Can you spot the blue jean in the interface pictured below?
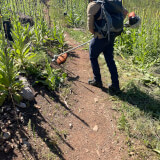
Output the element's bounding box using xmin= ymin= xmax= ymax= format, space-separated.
xmin=89 ymin=35 xmax=119 ymax=87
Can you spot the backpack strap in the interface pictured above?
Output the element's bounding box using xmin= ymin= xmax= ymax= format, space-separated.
xmin=94 ymin=0 xmax=103 ymax=31
xmin=101 ymin=3 xmax=113 ymax=41
xmin=94 ymin=7 xmax=101 ymax=20
xmin=94 ymin=0 xmax=102 ymax=33
xmin=94 ymin=1 xmax=112 ymax=40
xmin=94 ymin=0 xmax=103 ymax=19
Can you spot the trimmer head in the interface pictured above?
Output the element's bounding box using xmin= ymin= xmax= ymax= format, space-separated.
xmin=52 ymin=53 xmax=68 ymax=65
xmin=56 ymin=53 xmax=68 ymax=65
xmin=52 ymin=55 xmax=58 ymax=62
xmin=125 ymin=12 xmax=141 ymax=28
xmin=51 ymin=39 xmax=91 ymax=65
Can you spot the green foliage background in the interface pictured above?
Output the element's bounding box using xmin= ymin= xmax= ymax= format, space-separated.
xmin=0 ymin=0 xmax=160 ymax=159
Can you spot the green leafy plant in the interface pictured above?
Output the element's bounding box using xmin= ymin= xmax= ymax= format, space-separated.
xmin=36 ymin=58 xmax=67 ymax=90
xmin=0 ymin=22 xmax=22 ymax=106
xmin=48 ymin=21 xmax=65 ymax=49
xmin=63 ymin=0 xmax=84 ymax=28
xmin=65 ymin=6 xmax=82 ymax=28
xmin=32 ymin=16 xmax=44 ymax=50
xmin=11 ymin=16 xmax=36 ymax=68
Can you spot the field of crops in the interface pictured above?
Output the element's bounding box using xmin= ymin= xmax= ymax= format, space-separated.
xmin=0 ymin=0 xmax=160 ymax=159
xmin=0 ymin=0 xmax=68 ymax=107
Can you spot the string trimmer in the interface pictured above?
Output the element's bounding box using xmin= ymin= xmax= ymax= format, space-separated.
xmin=52 ymin=39 xmax=91 ymax=64
xmin=52 ymin=12 xmax=141 ymax=65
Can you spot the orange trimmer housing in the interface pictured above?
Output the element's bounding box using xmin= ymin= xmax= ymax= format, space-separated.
xmin=56 ymin=53 xmax=68 ymax=65
xmin=128 ymin=11 xmax=136 ymax=18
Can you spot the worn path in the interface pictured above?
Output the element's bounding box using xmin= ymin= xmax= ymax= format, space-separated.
xmin=57 ymin=33 xmax=129 ymax=160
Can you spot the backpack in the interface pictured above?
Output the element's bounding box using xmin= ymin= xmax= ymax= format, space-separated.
xmin=94 ymin=0 xmax=124 ymax=40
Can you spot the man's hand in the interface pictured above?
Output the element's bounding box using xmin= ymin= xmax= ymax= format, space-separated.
xmin=90 ymin=30 xmax=95 ymax=34
xmin=123 ymin=8 xmax=128 ymax=19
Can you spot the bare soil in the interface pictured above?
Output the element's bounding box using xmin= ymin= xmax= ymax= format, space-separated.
xmin=55 ymin=33 xmax=129 ymax=160
xmin=0 ymin=33 xmax=131 ymax=160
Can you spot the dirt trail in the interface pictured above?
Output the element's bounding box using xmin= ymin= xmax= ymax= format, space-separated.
xmin=57 ymin=33 xmax=129 ymax=160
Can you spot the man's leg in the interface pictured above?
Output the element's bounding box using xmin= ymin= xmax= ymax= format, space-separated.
xmin=103 ymin=37 xmax=120 ymax=90
xmin=89 ymin=37 xmax=106 ymax=84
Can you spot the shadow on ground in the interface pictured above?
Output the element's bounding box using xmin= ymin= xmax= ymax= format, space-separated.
xmin=22 ymin=84 xmax=89 ymax=160
xmin=22 ymin=84 xmax=90 ymax=160
xmin=0 ymin=81 xmax=90 ymax=160
xmin=102 ymin=83 xmax=160 ymax=119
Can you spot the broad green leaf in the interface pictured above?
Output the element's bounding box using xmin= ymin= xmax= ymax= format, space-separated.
xmin=22 ymin=42 xmax=31 ymax=55
xmin=16 ymin=49 xmax=21 ymax=55
xmin=0 ymin=84 xmax=6 ymax=90
xmin=62 ymin=73 xmax=67 ymax=79
xmin=11 ymin=30 xmax=19 ymax=39
xmin=153 ymin=149 xmax=160 ymax=155
xmin=23 ymin=47 xmax=30 ymax=56
xmin=26 ymin=53 xmax=37 ymax=60
xmin=22 ymin=35 xmax=27 ymax=43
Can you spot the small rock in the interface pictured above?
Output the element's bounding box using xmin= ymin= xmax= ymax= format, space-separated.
xmin=16 ymin=107 xmax=20 ymax=112
xmin=93 ymin=125 xmax=99 ymax=132
xmin=96 ymin=150 xmax=100 ymax=157
xmin=4 ymin=120 xmax=11 ymax=128
xmin=4 ymin=144 xmax=12 ymax=153
xmin=3 ymin=132 xmax=11 ymax=140
xmin=129 ymin=152 xmax=135 ymax=156
xmin=69 ymin=123 xmax=73 ymax=129
xmin=3 ymin=113 xmax=7 ymax=117
xmin=20 ymin=117 xmax=24 ymax=123
xmin=19 ymin=76 xmax=34 ymax=101
xmin=13 ymin=143 xmax=18 ymax=148
xmin=35 ymin=105 xmax=41 ymax=109
xmin=18 ymin=102 xmax=27 ymax=108
xmin=21 ymin=87 xmax=34 ymax=101
xmin=94 ymin=98 xmax=98 ymax=103
xmin=20 ymin=138 xmax=23 ymax=144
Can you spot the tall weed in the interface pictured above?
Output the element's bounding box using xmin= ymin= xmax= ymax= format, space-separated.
xmin=36 ymin=58 xmax=67 ymax=90
xmin=0 ymin=21 xmax=22 ymax=106
xmin=11 ymin=15 xmax=36 ymax=68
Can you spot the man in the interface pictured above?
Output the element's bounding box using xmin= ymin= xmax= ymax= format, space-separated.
xmin=87 ymin=0 xmax=128 ymax=93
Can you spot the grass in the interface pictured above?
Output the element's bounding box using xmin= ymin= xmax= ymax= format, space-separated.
xmin=108 ymin=61 xmax=160 ymax=159
xmin=117 ymin=99 xmax=160 ymax=159
xmin=99 ymin=49 xmax=160 ymax=159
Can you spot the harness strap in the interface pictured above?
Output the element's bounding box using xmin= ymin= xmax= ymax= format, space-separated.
xmin=94 ymin=1 xmax=111 ymax=40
